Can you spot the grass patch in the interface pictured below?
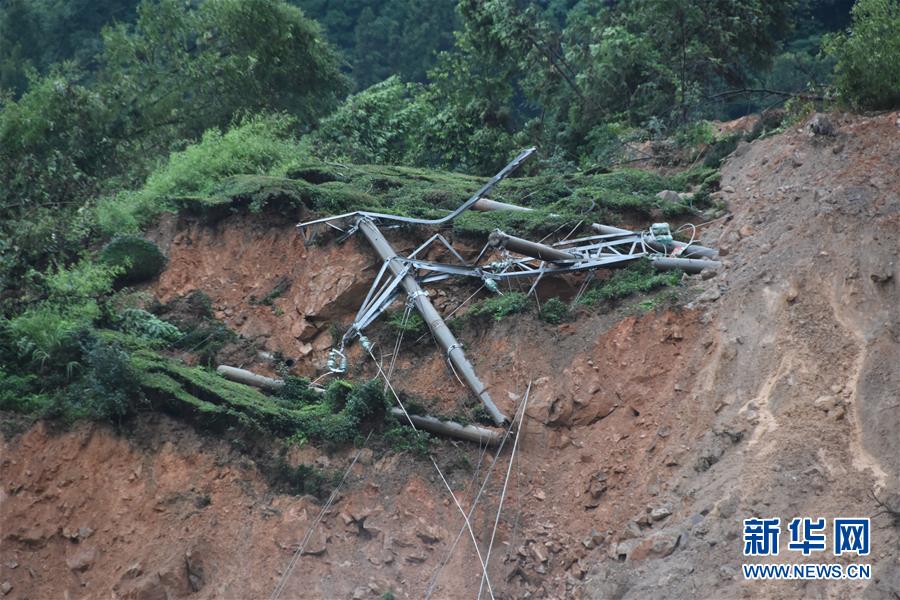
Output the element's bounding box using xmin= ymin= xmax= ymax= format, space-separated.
xmin=133 ymin=351 xmax=387 ymax=445
xmin=578 ymin=261 xmax=682 ymax=306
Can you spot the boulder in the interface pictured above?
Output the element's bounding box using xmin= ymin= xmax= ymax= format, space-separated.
xmin=808 ymin=113 xmax=836 ymax=137
xmin=656 ymin=190 xmax=681 ymax=203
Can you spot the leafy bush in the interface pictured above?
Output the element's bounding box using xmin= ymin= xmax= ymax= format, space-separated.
xmin=824 ymin=0 xmax=900 ymax=110
xmin=310 ymin=76 xmax=426 ymax=165
xmin=674 ymin=121 xmax=716 ymax=147
xmin=100 ymin=236 xmax=166 ymax=285
xmin=539 ymin=298 xmax=572 ymax=324
xmin=468 ymin=292 xmax=528 ymax=321
xmin=0 ymin=369 xmax=50 ymax=414
xmin=78 ymin=337 xmax=143 ymax=423
xmin=383 ymin=424 xmax=433 ymax=456
xmin=115 ymin=308 xmax=181 ymax=343
xmin=5 ymin=303 xmax=96 ymax=373
xmin=95 ymin=115 xmax=303 ymax=233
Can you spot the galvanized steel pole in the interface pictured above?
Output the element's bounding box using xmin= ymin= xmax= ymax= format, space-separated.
xmin=488 ymin=229 xmax=577 ymax=263
xmin=357 ymin=217 xmax=508 ymax=426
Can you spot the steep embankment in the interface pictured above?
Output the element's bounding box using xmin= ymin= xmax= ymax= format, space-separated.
xmin=2 ymin=112 xmax=898 ymax=599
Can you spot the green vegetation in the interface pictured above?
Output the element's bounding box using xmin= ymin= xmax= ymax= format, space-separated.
xmin=100 ymin=236 xmax=166 ymax=285
xmin=539 ymin=298 xmax=573 ymax=325
xmin=383 ymin=422 xmax=433 ymax=456
xmin=388 ymin=310 xmax=425 ymax=335
xmin=135 ymin=355 xmax=385 ymax=442
xmin=468 ymin=292 xmax=528 ymax=322
xmin=825 ymin=0 xmax=900 ymax=109
xmin=578 ymin=261 xmax=682 ymax=307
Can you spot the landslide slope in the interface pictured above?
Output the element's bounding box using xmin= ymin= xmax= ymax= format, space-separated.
xmin=1 ymin=112 xmax=898 ymax=600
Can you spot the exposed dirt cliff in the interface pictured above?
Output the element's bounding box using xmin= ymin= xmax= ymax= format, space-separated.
xmin=2 ymin=112 xmax=898 ymax=599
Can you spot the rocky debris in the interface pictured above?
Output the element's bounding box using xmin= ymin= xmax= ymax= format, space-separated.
xmin=610 ymin=538 xmax=642 ymax=561
xmin=0 ymin=582 xmax=11 ymax=596
xmin=656 ymin=190 xmax=681 ymax=203
xmin=3 ymin=562 xmax=16 ymax=570
xmin=581 ymin=529 xmax=605 ymax=549
xmin=650 ymin=505 xmax=672 ymax=521
xmin=697 ymin=287 xmax=721 ymax=303
xmin=66 ymin=545 xmax=97 ymax=572
xmin=185 ymin=549 xmax=205 ymax=593
xmin=583 ymin=471 xmax=608 ymax=509
xmin=628 ymin=531 xmax=682 ymax=562
xmin=123 ymin=573 xmax=168 ymax=600
xmin=733 ymin=140 xmax=752 ymax=157
xmin=813 ymin=395 xmax=837 ymax=411
xmin=352 ymin=586 xmax=368 ymax=599
xmin=694 ymin=423 xmax=744 ymax=472
xmin=123 ymin=563 xmax=143 ymax=579
xmin=415 ymin=523 xmax=443 ymax=545
xmin=301 ymin=530 xmax=329 ymax=556
xmin=813 ymin=394 xmax=846 ymax=420
xmin=808 ymin=113 xmax=836 ymax=137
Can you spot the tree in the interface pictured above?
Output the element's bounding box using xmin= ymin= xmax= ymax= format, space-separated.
xmin=824 ymin=0 xmax=900 ymax=110
xmin=0 ymin=0 xmax=347 ymax=284
xmin=98 ymin=0 xmax=347 ymax=145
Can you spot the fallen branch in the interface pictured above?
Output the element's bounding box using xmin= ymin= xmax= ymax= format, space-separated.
xmin=706 ymin=88 xmax=824 ymax=102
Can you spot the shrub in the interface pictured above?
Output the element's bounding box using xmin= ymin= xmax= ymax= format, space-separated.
xmin=0 ymin=369 xmax=50 ymax=414
xmin=388 ymin=310 xmax=425 ymax=334
xmin=115 ymin=308 xmax=182 ymax=343
xmin=42 ymin=260 xmax=121 ymax=303
xmin=5 ymin=303 xmax=96 ymax=372
xmin=383 ymin=424 xmax=433 ymax=456
xmin=100 ymin=236 xmax=166 ymax=285
xmin=468 ymin=292 xmax=528 ymax=321
xmin=310 ymin=76 xmax=426 ymax=165
xmin=539 ymin=298 xmax=572 ymax=325
xmin=79 ymin=337 xmax=143 ymax=423
xmin=824 ymin=0 xmax=900 ymax=110
xmin=94 ymin=114 xmax=304 ymax=234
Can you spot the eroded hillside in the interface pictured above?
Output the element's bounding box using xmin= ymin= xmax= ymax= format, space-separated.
xmin=2 ymin=112 xmax=899 ymax=599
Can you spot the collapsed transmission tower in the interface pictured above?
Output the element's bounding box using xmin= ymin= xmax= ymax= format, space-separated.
xmin=297 ymin=148 xmax=720 ymax=427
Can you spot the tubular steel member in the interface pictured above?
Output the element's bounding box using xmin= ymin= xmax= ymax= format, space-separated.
xmin=650 ymin=256 xmax=722 ymax=274
xmin=488 ymin=229 xmax=577 ymax=263
xmin=217 ymin=365 xmax=285 ymax=392
xmin=356 ymin=217 xmax=509 ymax=426
xmin=472 ymin=198 xmax=534 ymax=213
xmin=389 ymin=408 xmax=502 ymax=445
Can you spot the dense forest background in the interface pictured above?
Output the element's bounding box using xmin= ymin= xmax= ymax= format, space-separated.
xmin=1 ymin=0 xmax=898 ymax=422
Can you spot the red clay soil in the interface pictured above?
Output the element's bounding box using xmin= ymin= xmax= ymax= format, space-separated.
xmin=2 ymin=111 xmax=899 ymax=599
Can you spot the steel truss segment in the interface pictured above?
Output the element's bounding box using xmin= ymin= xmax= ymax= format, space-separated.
xmin=408 ymin=233 xmax=470 ymax=266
